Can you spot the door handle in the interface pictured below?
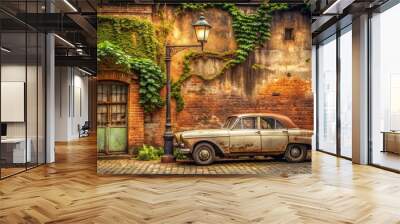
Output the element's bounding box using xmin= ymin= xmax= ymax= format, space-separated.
xmin=256 ymin=131 xmax=261 ymax=134
xmin=282 ymin=130 xmax=288 ymax=134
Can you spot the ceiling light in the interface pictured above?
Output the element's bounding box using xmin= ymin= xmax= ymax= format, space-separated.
xmin=54 ymin=34 xmax=75 ymax=48
xmin=1 ymin=47 xmax=11 ymax=53
xmin=322 ymin=0 xmax=355 ymax=15
xmin=77 ymin=67 xmax=93 ymax=76
xmin=323 ymin=0 xmax=342 ymax=14
xmin=63 ymin=0 xmax=78 ymax=12
xmin=76 ymin=48 xmax=83 ymax=54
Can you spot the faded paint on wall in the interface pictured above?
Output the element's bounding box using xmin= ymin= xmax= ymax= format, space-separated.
xmin=98 ymin=5 xmax=313 ymax=148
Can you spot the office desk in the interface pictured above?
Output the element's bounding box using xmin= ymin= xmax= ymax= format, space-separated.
xmin=382 ymin=131 xmax=400 ymax=155
xmin=1 ymin=138 xmax=31 ymax=164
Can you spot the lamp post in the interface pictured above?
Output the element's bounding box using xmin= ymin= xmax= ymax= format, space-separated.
xmin=161 ymin=15 xmax=212 ymax=163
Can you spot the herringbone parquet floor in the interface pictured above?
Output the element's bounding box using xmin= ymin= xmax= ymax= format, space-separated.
xmin=1 ymin=136 xmax=400 ymax=224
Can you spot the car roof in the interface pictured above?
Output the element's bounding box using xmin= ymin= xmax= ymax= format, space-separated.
xmin=229 ymin=113 xmax=298 ymax=128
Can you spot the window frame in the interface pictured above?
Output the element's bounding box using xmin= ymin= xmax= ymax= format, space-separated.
xmin=232 ymin=116 xmax=258 ymax=130
xmin=284 ymin=28 xmax=295 ymax=41
xmin=260 ymin=117 xmax=286 ymax=130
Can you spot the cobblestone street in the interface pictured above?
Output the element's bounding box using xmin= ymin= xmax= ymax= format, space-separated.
xmin=97 ymin=158 xmax=311 ymax=176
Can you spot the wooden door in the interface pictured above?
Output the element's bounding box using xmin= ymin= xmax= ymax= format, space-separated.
xmin=97 ymin=82 xmax=128 ymax=154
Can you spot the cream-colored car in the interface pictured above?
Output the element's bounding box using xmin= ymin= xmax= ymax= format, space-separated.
xmin=174 ymin=113 xmax=313 ymax=165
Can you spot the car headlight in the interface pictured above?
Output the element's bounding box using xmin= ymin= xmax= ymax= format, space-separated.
xmin=173 ymin=142 xmax=185 ymax=148
xmin=175 ymin=143 xmax=184 ymax=148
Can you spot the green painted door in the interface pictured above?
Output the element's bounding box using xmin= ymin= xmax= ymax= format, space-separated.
xmin=97 ymin=82 xmax=128 ymax=154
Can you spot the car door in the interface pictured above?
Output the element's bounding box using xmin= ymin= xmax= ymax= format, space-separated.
xmin=229 ymin=117 xmax=262 ymax=153
xmin=259 ymin=117 xmax=289 ymax=153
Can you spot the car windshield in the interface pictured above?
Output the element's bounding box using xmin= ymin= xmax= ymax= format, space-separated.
xmin=223 ymin=116 xmax=237 ymax=129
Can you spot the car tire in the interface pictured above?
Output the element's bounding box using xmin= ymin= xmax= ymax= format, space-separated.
xmin=192 ymin=143 xmax=216 ymax=165
xmin=284 ymin=144 xmax=307 ymax=163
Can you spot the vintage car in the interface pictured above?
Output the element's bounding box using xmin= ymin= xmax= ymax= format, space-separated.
xmin=174 ymin=113 xmax=313 ymax=165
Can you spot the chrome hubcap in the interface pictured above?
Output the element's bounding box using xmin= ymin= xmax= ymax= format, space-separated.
xmin=290 ymin=147 xmax=301 ymax=158
xmin=198 ymin=148 xmax=210 ymax=161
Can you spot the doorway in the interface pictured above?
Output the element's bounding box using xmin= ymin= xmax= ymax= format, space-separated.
xmin=97 ymin=81 xmax=128 ymax=155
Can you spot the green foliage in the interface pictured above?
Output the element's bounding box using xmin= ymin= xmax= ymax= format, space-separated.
xmin=175 ymin=3 xmax=209 ymax=13
xmin=154 ymin=9 xmax=174 ymax=72
xmin=174 ymin=149 xmax=187 ymax=160
xmin=98 ymin=16 xmax=159 ymax=62
xmin=136 ymin=145 xmax=164 ymax=161
xmin=171 ymin=50 xmax=233 ymax=111
xmin=98 ymin=41 xmax=164 ymax=113
xmin=98 ymin=16 xmax=167 ymax=113
xmin=171 ymin=52 xmax=194 ymax=112
xmin=217 ymin=3 xmax=288 ymax=70
xmin=172 ymin=3 xmax=288 ymax=111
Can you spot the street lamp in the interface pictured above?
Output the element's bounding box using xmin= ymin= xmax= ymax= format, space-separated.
xmin=161 ymin=14 xmax=212 ymax=163
xmin=192 ymin=15 xmax=212 ymax=51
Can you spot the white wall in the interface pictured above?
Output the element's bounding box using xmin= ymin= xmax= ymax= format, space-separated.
xmin=1 ymin=63 xmax=46 ymax=164
xmin=1 ymin=65 xmax=31 ymax=138
xmin=46 ymin=33 xmax=55 ymax=163
xmin=55 ymin=67 xmax=89 ymax=141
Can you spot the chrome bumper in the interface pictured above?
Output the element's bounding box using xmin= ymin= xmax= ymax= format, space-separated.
xmin=174 ymin=143 xmax=191 ymax=154
xmin=176 ymin=147 xmax=191 ymax=154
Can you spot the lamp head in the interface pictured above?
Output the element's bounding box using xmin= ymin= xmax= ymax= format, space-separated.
xmin=192 ymin=14 xmax=212 ymax=43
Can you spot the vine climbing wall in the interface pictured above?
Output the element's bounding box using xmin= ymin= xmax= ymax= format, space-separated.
xmin=172 ymin=9 xmax=312 ymax=133
xmin=98 ymin=4 xmax=313 ymax=148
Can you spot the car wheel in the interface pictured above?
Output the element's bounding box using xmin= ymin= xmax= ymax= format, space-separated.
xmin=284 ymin=144 xmax=307 ymax=162
xmin=193 ymin=143 xmax=216 ymax=165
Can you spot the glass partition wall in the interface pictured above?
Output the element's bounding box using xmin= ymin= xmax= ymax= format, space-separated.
xmin=339 ymin=26 xmax=352 ymax=159
xmin=316 ymin=25 xmax=353 ymax=159
xmin=317 ymin=35 xmax=337 ymax=155
xmin=370 ymin=4 xmax=400 ymax=171
xmin=0 ymin=2 xmax=46 ymax=179
xmin=315 ymin=1 xmax=400 ymax=172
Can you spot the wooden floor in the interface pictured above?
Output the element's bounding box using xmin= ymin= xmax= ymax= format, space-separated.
xmin=372 ymin=150 xmax=400 ymax=171
xmin=1 ymin=137 xmax=400 ymax=224
xmin=0 ymin=167 xmax=26 ymax=178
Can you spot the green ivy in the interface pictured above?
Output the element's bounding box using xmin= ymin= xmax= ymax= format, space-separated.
xmin=171 ymin=51 xmax=233 ymax=111
xmin=171 ymin=3 xmax=288 ymax=111
xmin=98 ymin=16 xmax=159 ymax=62
xmin=98 ymin=41 xmax=164 ymax=113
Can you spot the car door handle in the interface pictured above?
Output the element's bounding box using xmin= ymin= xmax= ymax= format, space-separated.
xmin=282 ymin=130 xmax=288 ymax=134
xmin=256 ymin=131 xmax=261 ymax=134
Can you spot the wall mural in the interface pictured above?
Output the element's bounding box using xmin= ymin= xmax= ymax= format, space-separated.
xmin=97 ymin=2 xmax=312 ymax=175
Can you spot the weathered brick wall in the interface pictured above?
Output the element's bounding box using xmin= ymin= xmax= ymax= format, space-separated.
xmin=172 ymin=10 xmax=313 ymax=133
xmin=157 ymin=9 xmax=312 ymax=146
xmin=97 ymin=70 xmax=145 ymax=150
xmin=99 ymin=6 xmax=313 ymax=148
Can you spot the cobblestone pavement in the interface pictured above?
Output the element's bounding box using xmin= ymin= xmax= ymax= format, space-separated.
xmin=97 ymin=158 xmax=311 ymax=176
